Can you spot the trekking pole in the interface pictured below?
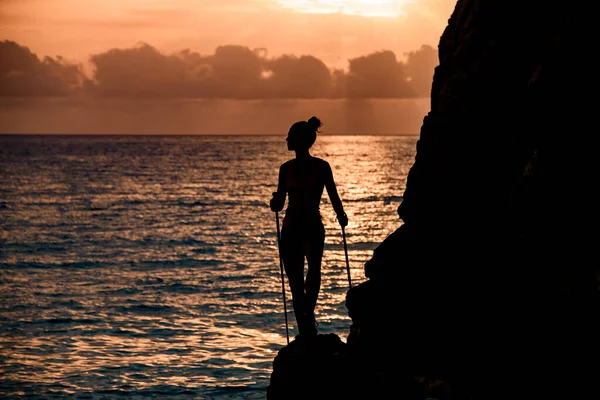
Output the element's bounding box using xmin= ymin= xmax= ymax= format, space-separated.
xmin=275 ymin=210 xmax=290 ymax=344
xmin=341 ymin=226 xmax=352 ymax=289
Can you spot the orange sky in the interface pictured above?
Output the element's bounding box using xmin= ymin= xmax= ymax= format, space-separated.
xmin=0 ymin=0 xmax=457 ymax=134
xmin=0 ymin=0 xmax=456 ymax=70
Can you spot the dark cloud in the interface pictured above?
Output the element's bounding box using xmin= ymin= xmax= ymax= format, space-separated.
xmin=90 ymin=43 xmax=191 ymax=97
xmin=403 ymin=44 xmax=438 ymax=97
xmin=88 ymin=43 xmax=266 ymax=98
xmin=1 ymin=40 xmax=438 ymax=99
xmin=0 ymin=40 xmax=85 ymax=96
xmin=210 ymin=45 xmax=266 ymax=98
xmin=265 ymin=55 xmax=332 ymax=98
xmin=347 ymin=50 xmax=416 ymax=98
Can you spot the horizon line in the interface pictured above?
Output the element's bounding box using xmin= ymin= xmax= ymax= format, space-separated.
xmin=0 ymin=132 xmax=421 ymax=136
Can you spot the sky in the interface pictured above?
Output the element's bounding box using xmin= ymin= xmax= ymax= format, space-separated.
xmin=0 ymin=0 xmax=456 ymax=70
xmin=0 ymin=0 xmax=458 ymax=134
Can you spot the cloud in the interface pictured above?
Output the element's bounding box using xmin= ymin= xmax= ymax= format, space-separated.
xmin=88 ymin=43 xmax=266 ymax=98
xmin=1 ymin=0 xmax=456 ymax=72
xmin=265 ymin=55 xmax=332 ymax=98
xmin=0 ymin=40 xmax=85 ymax=96
xmin=89 ymin=43 xmax=191 ymax=97
xmin=346 ymin=50 xmax=416 ymax=98
xmin=87 ymin=43 xmax=436 ymax=99
xmin=403 ymin=44 xmax=437 ymax=97
xmin=1 ymin=40 xmax=438 ymax=99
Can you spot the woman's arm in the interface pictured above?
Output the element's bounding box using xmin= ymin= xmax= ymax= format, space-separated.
xmin=270 ymin=163 xmax=287 ymax=212
xmin=324 ymin=162 xmax=347 ymax=226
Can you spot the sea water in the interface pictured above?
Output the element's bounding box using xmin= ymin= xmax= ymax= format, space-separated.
xmin=0 ymin=134 xmax=417 ymax=399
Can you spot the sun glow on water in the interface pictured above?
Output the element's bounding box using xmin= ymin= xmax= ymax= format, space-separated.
xmin=0 ymin=134 xmax=420 ymax=398
xmin=276 ymin=0 xmax=413 ymax=18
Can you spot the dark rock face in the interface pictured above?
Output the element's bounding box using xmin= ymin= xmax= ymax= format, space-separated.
xmin=269 ymin=1 xmax=598 ymax=398
xmin=267 ymin=334 xmax=350 ymax=399
xmin=267 ymin=333 xmax=425 ymax=399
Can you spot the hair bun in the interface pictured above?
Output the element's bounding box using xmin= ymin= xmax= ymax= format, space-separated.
xmin=307 ymin=116 xmax=322 ymax=131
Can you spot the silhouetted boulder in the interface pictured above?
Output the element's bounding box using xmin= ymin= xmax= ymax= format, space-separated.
xmin=267 ymin=334 xmax=350 ymax=399
xmin=268 ymin=333 xmax=425 ymax=399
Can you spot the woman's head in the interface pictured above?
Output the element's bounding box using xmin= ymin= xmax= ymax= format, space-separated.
xmin=287 ymin=116 xmax=322 ymax=151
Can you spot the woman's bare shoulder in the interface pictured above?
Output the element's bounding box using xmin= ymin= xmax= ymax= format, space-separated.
xmin=280 ymin=159 xmax=294 ymax=168
xmin=312 ymin=157 xmax=330 ymax=165
xmin=313 ymin=157 xmax=332 ymax=170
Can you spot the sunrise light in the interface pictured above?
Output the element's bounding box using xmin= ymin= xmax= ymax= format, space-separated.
xmin=276 ymin=0 xmax=413 ymax=18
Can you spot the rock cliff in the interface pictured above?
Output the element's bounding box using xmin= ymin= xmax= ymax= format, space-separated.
xmin=268 ymin=1 xmax=598 ymax=398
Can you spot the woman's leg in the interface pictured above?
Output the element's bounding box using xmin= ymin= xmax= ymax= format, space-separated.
xmin=281 ymin=228 xmax=307 ymax=334
xmin=305 ymin=227 xmax=325 ymax=326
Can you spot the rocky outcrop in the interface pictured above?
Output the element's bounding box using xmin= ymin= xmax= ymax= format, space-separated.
xmin=269 ymin=1 xmax=598 ymax=398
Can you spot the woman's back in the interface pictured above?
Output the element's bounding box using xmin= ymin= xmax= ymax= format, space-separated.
xmin=283 ymin=156 xmax=329 ymax=219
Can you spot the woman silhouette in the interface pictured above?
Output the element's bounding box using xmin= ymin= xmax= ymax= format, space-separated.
xmin=270 ymin=116 xmax=348 ymax=338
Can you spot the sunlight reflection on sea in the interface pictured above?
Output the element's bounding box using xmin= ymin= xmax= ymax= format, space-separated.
xmin=0 ymin=134 xmax=417 ymax=398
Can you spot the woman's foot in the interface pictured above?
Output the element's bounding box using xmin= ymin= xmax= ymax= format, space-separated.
xmin=301 ymin=312 xmax=318 ymax=336
xmin=296 ymin=313 xmax=317 ymax=338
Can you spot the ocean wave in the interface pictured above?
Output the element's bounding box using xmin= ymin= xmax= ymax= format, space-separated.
xmin=134 ymin=276 xmax=164 ymax=285
xmin=116 ymin=304 xmax=176 ymax=315
xmin=174 ymin=200 xmax=210 ymax=207
xmin=167 ymin=238 xmax=211 ymax=247
xmin=94 ymin=385 xmax=198 ymax=397
xmin=42 ymin=317 xmax=102 ymax=324
xmin=344 ymin=195 xmax=403 ymax=204
xmin=48 ymin=300 xmax=85 ymax=309
xmin=99 ymin=287 xmax=142 ymax=296
xmin=163 ymin=282 xmax=203 ymax=294
xmin=0 ymin=261 xmax=110 ymax=269
xmin=137 ymin=259 xmax=220 ymax=268
xmin=324 ymin=241 xmax=380 ymax=250
xmin=10 ymin=317 xmax=103 ymax=325
xmin=383 ymin=195 xmax=403 ymax=204
xmin=345 ymin=195 xmax=380 ymax=203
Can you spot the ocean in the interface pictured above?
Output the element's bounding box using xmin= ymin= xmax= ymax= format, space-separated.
xmin=0 ymin=134 xmax=417 ymax=399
